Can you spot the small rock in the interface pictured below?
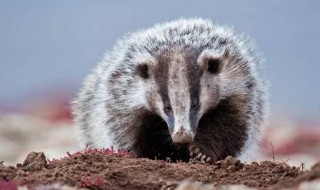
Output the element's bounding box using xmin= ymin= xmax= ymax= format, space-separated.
xmin=21 ymin=152 xmax=47 ymax=172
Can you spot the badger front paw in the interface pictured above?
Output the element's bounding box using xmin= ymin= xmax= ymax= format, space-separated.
xmin=188 ymin=144 xmax=217 ymax=164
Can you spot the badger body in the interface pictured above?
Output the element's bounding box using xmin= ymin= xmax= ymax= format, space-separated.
xmin=73 ymin=18 xmax=268 ymax=163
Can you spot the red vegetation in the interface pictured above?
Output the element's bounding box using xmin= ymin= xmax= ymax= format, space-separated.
xmin=66 ymin=146 xmax=134 ymax=159
xmin=77 ymin=175 xmax=104 ymax=188
xmin=0 ymin=180 xmax=18 ymax=190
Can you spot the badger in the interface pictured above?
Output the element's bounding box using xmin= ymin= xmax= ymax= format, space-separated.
xmin=73 ymin=18 xmax=268 ymax=163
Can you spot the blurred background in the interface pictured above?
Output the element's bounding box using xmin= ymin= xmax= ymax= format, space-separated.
xmin=0 ymin=1 xmax=319 ymax=167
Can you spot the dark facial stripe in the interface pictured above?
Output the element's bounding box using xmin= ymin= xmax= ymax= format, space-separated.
xmin=153 ymin=52 xmax=175 ymax=131
xmin=154 ymin=53 xmax=170 ymax=105
xmin=186 ymin=53 xmax=201 ymax=131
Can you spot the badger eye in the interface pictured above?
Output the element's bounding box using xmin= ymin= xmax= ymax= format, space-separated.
xmin=192 ymin=103 xmax=199 ymax=110
xmin=165 ymin=105 xmax=172 ymax=113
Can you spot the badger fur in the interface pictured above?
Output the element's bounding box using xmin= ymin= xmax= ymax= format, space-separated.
xmin=73 ymin=18 xmax=268 ymax=163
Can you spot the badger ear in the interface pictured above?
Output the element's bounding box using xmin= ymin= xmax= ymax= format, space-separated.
xmin=197 ymin=50 xmax=222 ymax=75
xmin=135 ymin=56 xmax=157 ymax=79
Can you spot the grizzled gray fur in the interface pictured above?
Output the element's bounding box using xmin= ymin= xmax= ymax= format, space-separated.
xmin=72 ymin=18 xmax=268 ymax=163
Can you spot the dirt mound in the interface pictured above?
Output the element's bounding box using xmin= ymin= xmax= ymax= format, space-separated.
xmin=0 ymin=149 xmax=318 ymax=190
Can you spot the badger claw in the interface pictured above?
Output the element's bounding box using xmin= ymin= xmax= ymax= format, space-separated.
xmin=189 ymin=146 xmax=200 ymax=157
xmin=200 ymin=155 xmax=207 ymax=163
xmin=196 ymin=152 xmax=203 ymax=159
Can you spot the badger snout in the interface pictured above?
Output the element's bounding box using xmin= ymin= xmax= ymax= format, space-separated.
xmin=171 ymin=126 xmax=195 ymax=144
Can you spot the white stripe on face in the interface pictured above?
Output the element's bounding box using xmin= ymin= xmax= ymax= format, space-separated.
xmin=167 ymin=54 xmax=194 ymax=143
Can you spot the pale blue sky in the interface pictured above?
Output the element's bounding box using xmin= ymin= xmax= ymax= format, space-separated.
xmin=0 ymin=1 xmax=319 ymax=121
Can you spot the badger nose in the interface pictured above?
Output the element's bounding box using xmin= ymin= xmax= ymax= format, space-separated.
xmin=172 ymin=127 xmax=194 ymax=144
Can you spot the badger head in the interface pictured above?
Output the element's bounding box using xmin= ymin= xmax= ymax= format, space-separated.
xmin=135 ymin=47 xmax=222 ymax=144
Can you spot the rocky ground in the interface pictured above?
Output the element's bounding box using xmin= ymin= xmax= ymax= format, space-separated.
xmin=1 ymin=149 xmax=320 ymax=190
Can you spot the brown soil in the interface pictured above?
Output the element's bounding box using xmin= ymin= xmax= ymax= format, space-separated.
xmin=0 ymin=149 xmax=319 ymax=190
